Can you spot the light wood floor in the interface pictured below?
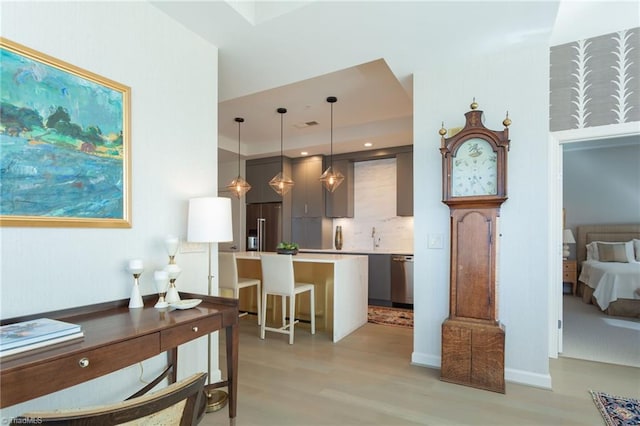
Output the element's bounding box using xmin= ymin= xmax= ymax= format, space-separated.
xmin=203 ymin=315 xmax=640 ymax=426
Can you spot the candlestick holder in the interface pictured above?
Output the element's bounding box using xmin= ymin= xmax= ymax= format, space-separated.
xmin=165 ymin=264 xmax=182 ymax=304
xmin=154 ymin=270 xmax=169 ymax=308
xmin=128 ymin=260 xmax=144 ymax=309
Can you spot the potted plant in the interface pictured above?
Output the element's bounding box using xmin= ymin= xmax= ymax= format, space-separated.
xmin=276 ymin=241 xmax=299 ymax=255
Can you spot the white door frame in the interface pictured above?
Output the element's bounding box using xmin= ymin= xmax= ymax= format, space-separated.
xmin=548 ymin=134 xmax=563 ymax=357
xmin=547 ymin=122 xmax=640 ymax=358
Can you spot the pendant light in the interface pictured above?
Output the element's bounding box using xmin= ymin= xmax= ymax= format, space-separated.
xmin=319 ymin=96 xmax=344 ymax=192
xmin=226 ymin=117 xmax=252 ymax=198
xmin=269 ymin=107 xmax=294 ymax=196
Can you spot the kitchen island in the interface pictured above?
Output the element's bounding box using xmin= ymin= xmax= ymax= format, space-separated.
xmin=234 ymin=251 xmax=368 ymax=342
xmin=300 ymin=248 xmax=413 ymax=255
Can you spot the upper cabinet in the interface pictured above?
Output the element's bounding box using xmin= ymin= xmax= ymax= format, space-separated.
xmin=325 ymin=158 xmax=354 ymax=218
xmin=245 ymin=157 xmax=284 ymax=204
xmin=396 ymin=151 xmax=413 ymax=216
xmin=292 ymin=156 xmax=325 ymax=217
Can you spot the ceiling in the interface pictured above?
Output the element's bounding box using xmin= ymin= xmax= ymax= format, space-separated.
xmin=151 ymin=1 xmax=639 ymax=162
xmin=216 ymin=58 xmax=414 ymax=159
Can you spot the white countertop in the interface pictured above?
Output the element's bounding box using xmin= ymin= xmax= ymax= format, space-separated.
xmin=299 ymin=248 xmax=413 ymax=256
xmin=234 ymin=251 xmax=367 ymax=263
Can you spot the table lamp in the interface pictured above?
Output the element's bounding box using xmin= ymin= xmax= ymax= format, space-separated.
xmin=154 ymin=270 xmax=169 ymax=308
xmin=165 ymin=235 xmax=179 ymax=264
xmin=563 ymin=229 xmax=576 ymax=259
xmin=187 ymin=196 xmax=233 ymax=413
xmin=164 ymin=264 xmax=182 ymax=303
xmin=127 ymin=259 xmax=144 ymax=309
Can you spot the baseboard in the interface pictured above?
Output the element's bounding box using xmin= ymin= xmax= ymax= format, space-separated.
xmin=505 ymin=367 xmax=552 ymax=390
xmin=411 ymin=351 xmax=552 ymax=390
xmin=411 ymin=351 xmax=440 ymax=368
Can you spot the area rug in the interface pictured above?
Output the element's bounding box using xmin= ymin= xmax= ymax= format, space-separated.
xmin=367 ymin=306 xmax=413 ymax=328
xmin=590 ymin=390 xmax=640 ymax=426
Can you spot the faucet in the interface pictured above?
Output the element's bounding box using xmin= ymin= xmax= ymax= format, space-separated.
xmin=371 ymin=227 xmax=380 ymax=250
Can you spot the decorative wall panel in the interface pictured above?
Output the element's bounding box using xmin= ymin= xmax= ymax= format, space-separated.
xmin=550 ymin=27 xmax=639 ymax=131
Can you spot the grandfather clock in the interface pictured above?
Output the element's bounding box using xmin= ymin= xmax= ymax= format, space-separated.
xmin=439 ymin=100 xmax=511 ymax=393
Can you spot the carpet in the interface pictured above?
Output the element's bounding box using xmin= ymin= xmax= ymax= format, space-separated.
xmin=367 ymin=306 xmax=413 ymax=328
xmin=590 ymin=390 xmax=640 ymax=426
xmin=562 ymin=295 xmax=640 ymax=368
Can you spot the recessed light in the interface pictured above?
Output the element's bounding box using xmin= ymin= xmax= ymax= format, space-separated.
xmin=301 ymin=151 xmax=308 ymax=156
xmin=364 ymin=142 xmax=373 ymax=147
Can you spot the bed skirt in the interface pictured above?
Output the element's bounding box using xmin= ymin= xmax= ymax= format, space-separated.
xmin=579 ymin=282 xmax=640 ymax=318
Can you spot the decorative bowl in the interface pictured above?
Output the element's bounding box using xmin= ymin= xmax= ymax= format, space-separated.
xmin=276 ymin=248 xmax=298 ymax=255
xmin=170 ymin=299 xmax=202 ymax=310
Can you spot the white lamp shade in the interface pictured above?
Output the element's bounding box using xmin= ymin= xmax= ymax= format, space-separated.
xmin=187 ymin=197 xmax=233 ymax=243
xmin=563 ymin=229 xmax=576 ymax=244
xmin=164 ymin=236 xmax=179 ymax=256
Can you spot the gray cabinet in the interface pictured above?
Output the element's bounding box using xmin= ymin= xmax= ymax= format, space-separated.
xmin=368 ymin=254 xmax=391 ymax=306
xmin=291 ymin=156 xmax=331 ymax=248
xmin=325 ymin=158 xmax=354 ymax=218
xmin=292 ymin=217 xmax=332 ymax=249
xmin=292 ymin=156 xmax=325 ymax=217
xmin=396 ymin=151 xmax=413 ymax=216
xmin=245 ymin=157 xmax=284 ymax=204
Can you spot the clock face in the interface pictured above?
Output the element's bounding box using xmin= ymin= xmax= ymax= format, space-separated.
xmin=451 ymin=137 xmax=497 ymax=196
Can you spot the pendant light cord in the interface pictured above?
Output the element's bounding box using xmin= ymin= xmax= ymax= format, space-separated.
xmin=326 ymin=96 xmax=337 ymax=169
xmin=234 ymin=117 xmax=245 ymax=179
xmin=280 ymin=112 xmax=284 ymax=240
xmin=277 ymin=107 xmax=287 ymax=174
xmin=330 ymin=101 xmax=334 ymax=169
xmin=237 ymin=120 xmax=241 ymax=175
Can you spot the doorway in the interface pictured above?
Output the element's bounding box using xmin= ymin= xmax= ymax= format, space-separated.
xmin=550 ymin=128 xmax=640 ymax=365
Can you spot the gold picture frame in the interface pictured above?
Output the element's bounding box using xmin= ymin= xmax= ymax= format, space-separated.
xmin=0 ymin=38 xmax=131 ymax=228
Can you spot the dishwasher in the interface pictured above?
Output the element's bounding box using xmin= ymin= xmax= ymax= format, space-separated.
xmin=391 ymin=255 xmax=414 ymax=307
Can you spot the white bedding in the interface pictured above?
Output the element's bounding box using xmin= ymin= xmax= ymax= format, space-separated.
xmin=579 ymin=260 xmax=640 ymax=310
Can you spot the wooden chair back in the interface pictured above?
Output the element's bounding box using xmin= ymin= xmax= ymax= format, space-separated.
xmin=11 ymin=372 xmax=207 ymax=425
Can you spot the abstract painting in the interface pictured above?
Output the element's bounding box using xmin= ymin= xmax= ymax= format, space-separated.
xmin=0 ymin=37 xmax=131 ymax=227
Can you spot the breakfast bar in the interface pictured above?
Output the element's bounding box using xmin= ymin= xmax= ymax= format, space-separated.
xmin=234 ymin=252 xmax=368 ymax=342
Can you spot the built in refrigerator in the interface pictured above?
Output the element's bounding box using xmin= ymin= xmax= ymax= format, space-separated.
xmin=246 ymin=202 xmax=281 ymax=252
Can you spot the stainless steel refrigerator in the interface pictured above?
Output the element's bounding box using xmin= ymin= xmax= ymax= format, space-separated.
xmin=246 ymin=202 xmax=282 ymax=252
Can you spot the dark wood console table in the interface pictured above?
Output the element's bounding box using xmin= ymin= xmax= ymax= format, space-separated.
xmin=0 ymin=292 xmax=239 ymax=419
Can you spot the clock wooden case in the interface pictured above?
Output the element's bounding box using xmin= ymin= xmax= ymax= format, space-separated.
xmin=439 ymin=101 xmax=511 ymax=393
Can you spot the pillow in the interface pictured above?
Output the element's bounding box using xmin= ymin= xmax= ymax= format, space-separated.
xmin=634 ymin=239 xmax=640 ymax=262
xmin=587 ymin=240 xmax=635 ymax=262
xmin=596 ymin=242 xmax=631 ymax=263
xmin=586 ymin=242 xmax=598 ymax=260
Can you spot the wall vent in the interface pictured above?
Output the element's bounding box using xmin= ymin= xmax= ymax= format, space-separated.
xmin=293 ymin=121 xmax=319 ymax=129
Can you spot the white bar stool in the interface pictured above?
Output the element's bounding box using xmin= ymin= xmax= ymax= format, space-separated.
xmin=259 ymin=253 xmax=315 ymax=344
xmin=219 ymin=252 xmax=261 ymax=324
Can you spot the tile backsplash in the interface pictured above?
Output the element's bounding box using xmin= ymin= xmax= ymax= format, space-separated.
xmin=333 ymin=157 xmax=414 ymax=252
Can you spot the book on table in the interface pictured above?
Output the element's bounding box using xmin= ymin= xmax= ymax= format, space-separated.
xmin=0 ymin=318 xmax=83 ymax=357
xmin=0 ymin=331 xmax=85 ymax=360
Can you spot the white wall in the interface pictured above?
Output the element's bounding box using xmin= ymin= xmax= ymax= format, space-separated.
xmin=1 ymin=1 xmax=220 ymax=417
xmin=412 ymin=40 xmax=552 ymax=388
xmin=564 ymin=143 xmax=640 ymax=230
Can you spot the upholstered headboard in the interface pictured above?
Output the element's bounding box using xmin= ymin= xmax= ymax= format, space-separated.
xmin=576 ymin=224 xmax=640 ymax=266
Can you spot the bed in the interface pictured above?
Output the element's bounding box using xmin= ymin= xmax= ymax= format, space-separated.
xmin=576 ymin=224 xmax=640 ymax=318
